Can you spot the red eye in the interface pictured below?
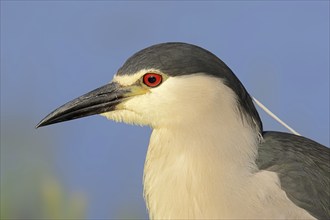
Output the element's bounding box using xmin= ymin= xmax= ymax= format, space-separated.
xmin=143 ymin=73 xmax=162 ymax=87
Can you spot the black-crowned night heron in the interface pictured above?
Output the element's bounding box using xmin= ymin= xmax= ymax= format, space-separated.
xmin=37 ymin=42 xmax=329 ymax=219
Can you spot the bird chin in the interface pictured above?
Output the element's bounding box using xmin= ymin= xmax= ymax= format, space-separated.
xmin=100 ymin=110 xmax=149 ymax=126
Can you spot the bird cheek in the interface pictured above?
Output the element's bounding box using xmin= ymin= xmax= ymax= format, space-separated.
xmin=120 ymin=97 xmax=156 ymax=125
xmin=100 ymin=109 xmax=149 ymax=126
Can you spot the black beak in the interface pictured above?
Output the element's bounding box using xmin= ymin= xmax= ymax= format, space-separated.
xmin=36 ymin=82 xmax=129 ymax=128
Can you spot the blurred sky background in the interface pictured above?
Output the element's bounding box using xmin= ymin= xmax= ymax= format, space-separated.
xmin=1 ymin=1 xmax=329 ymax=219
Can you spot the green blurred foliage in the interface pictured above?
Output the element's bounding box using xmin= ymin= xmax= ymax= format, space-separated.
xmin=41 ymin=176 xmax=87 ymax=219
xmin=0 ymin=116 xmax=86 ymax=219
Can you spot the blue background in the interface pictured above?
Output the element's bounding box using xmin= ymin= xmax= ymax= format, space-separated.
xmin=1 ymin=1 xmax=329 ymax=219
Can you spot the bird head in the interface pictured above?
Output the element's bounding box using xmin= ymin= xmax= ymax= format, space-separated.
xmin=36 ymin=42 xmax=262 ymax=132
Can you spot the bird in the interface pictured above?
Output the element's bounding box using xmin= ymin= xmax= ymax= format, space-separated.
xmin=36 ymin=42 xmax=329 ymax=219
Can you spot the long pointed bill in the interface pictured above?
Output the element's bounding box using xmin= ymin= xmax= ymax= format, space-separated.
xmin=36 ymin=82 xmax=130 ymax=128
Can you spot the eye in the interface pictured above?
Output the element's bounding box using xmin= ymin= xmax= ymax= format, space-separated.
xmin=143 ymin=73 xmax=162 ymax=87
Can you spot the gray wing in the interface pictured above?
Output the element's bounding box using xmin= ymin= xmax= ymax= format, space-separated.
xmin=256 ymin=131 xmax=330 ymax=220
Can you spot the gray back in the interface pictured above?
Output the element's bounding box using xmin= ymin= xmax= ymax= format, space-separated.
xmin=257 ymin=131 xmax=330 ymax=219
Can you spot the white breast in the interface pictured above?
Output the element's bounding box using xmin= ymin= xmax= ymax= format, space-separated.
xmin=143 ymin=127 xmax=315 ymax=219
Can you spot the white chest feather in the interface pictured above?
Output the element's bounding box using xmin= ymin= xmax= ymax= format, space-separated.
xmin=143 ymin=126 xmax=315 ymax=219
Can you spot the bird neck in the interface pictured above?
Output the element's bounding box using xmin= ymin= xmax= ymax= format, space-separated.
xmin=143 ymin=113 xmax=261 ymax=219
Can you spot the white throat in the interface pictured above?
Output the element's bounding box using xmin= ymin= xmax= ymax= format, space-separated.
xmin=143 ymin=113 xmax=314 ymax=219
xmin=143 ymin=82 xmax=261 ymax=219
